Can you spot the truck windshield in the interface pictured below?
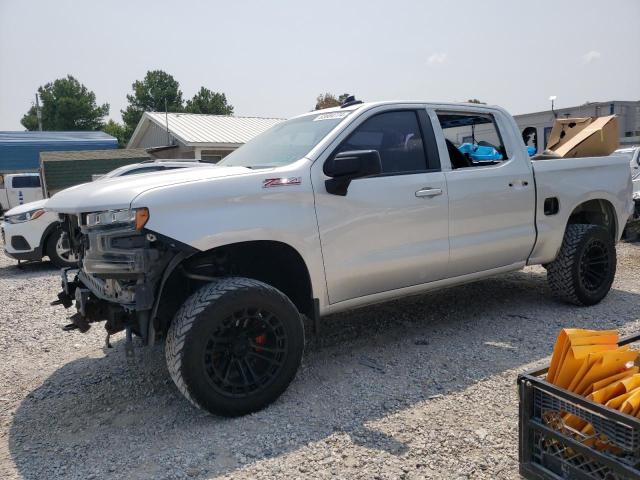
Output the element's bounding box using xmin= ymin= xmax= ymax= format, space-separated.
xmin=219 ymin=112 xmax=351 ymax=168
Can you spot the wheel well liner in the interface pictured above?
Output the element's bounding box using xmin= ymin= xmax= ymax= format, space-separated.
xmin=566 ymin=199 xmax=617 ymax=240
xmin=154 ymin=240 xmax=314 ymax=333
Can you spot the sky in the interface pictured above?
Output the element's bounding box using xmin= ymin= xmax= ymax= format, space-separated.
xmin=0 ymin=0 xmax=639 ymax=130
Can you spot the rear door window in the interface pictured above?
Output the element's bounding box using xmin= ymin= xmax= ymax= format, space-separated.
xmin=435 ymin=111 xmax=509 ymax=169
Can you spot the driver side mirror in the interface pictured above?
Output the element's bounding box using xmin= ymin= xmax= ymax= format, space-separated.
xmin=324 ymin=150 xmax=382 ymax=196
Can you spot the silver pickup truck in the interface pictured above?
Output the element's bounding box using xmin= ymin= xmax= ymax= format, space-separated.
xmin=47 ymin=100 xmax=634 ymax=416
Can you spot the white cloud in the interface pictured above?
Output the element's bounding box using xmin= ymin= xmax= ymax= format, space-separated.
xmin=582 ymin=50 xmax=602 ymax=64
xmin=427 ymin=52 xmax=448 ymax=66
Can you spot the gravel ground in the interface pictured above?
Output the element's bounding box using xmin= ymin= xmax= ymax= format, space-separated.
xmin=0 ymin=243 xmax=639 ymax=480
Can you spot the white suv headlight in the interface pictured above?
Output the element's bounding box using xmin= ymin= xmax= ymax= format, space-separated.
xmin=5 ymin=208 xmax=45 ymax=224
xmin=83 ymin=207 xmax=149 ymax=230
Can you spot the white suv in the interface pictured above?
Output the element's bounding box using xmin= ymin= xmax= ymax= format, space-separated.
xmin=1 ymin=161 xmax=213 ymax=266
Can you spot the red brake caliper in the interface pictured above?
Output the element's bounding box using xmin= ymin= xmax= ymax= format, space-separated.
xmin=254 ymin=334 xmax=267 ymax=352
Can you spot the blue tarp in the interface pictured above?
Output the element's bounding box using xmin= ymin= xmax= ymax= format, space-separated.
xmin=0 ymin=131 xmax=117 ymax=172
xmin=457 ymin=143 xmax=503 ymax=161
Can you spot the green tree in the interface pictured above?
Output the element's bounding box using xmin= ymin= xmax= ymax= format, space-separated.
xmin=102 ymin=119 xmax=127 ymax=148
xmin=314 ymin=93 xmax=350 ymax=110
xmin=121 ymin=70 xmax=184 ymax=138
xmin=467 ymin=98 xmax=486 ymax=104
xmin=185 ymin=87 xmax=234 ymax=115
xmin=21 ymin=75 xmax=109 ymax=131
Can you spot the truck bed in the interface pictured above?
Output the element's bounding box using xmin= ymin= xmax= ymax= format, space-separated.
xmin=528 ymin=155 xmax=633 ymax=265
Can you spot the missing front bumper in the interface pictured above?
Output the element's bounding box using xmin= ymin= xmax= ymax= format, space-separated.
xmin=54 ymin=268 xmax=134 ymax=330
xmin=53 ymin=268 xmax=156 ymax=346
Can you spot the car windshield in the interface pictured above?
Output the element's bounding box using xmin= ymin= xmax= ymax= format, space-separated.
xmin=219 ymin=111 xmax=351 ymax=168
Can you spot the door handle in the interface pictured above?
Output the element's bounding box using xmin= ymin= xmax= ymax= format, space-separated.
xmin=415 ymin=187 xmax=443 ymax=198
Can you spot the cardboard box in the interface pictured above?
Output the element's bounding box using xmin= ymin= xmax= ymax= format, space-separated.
xmin=546 ymin=115 xmax=619 ymax=158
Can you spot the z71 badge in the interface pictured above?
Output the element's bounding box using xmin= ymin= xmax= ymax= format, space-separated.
xmin=262 ymin=177 xmax=302 ymax=188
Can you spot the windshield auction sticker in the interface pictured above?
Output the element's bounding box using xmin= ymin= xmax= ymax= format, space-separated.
xmin=313 ymin=112 xmax=350 ymax=121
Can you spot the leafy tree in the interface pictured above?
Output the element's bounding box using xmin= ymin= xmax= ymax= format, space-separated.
xmin=314 ymin=93 xmax=350 ymax=110
xmin=102 ymin=120 xmax=127 ymax=148
xmin=21 ymin=75 xmax=109 ymax=131
xmin=467 ymin=98 xmax=486 ymax=104
xmin=121 ymin=70 xmax=184 ymax=137
xmin=185 ymin=87 xmax=234 ymax=115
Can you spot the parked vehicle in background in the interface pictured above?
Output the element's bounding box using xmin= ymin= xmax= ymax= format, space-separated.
xmin=632 ymin=150 xmax=639 ymax=220
xmin=1 ymin=160 xmax=213 ymax=267
xmin=47 ymin=100 xmax=634 ymax=417
xmin=614 ymin=146 xmax=640 ymax=174
xmin=614 ymin=147 xmax=640 ymax=238
xmin=0 ymin=173 xmax=44 ymax=214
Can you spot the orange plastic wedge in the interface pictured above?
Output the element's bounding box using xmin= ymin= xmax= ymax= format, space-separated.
xmin=547 ymin=329 xmax=618 ymax=384
xmin=572 ymin=347 xmax=637 ymax=395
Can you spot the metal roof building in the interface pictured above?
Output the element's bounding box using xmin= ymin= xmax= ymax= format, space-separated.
xmin=127 ymin=112 xmax=284 ymax=162
xmin=0 ymin=131 xmax=117 ymax=173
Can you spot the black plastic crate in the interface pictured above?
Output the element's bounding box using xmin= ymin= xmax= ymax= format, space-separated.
xmin=519 ymin=333 xmax=640 ymax=480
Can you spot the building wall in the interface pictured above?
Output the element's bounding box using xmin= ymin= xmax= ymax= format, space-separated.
xmin=0 ymin=138 xmax=117 ymax=173
xmin=42 ymin=157 xmax=149 ymax=195
xmin=137 ymin=121 xmax=175 ymax=149
xmin=194 ymin=148 xmax=233 ymax=163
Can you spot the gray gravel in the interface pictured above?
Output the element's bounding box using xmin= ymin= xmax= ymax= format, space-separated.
xmin=1 ymin=243 xmax=639 ymax=479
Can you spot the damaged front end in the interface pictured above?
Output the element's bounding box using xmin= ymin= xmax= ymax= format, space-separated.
xmin=52 ymin=208 xmax=190 ymax=351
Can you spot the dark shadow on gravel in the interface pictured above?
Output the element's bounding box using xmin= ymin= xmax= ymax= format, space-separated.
xmin=8 ymin=269 xmax=640 ymax=479
xmin=0 ymin=259 xmax=58 ymax=280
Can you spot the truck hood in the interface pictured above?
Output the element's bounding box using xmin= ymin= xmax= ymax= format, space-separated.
xmin=4 ymin=198 xmax=49 ymax=216
xmin=45 ymin=165 xmax=253 ymax=214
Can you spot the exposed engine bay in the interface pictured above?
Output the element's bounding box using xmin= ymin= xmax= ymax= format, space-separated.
xmin=53 ymin=211 xmax=181 ymax=348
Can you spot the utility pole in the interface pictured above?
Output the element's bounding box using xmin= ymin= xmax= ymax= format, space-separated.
xmin=35 ymin=93 xmax=43 ymax=131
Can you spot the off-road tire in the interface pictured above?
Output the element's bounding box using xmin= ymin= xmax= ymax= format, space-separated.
xmin=165 ymin=277 xmax=305 ymax=417
xmin=547 ymin=224 xmax=616 ymax=306
xmin=46 ymin=228 xmax=78 ymax=268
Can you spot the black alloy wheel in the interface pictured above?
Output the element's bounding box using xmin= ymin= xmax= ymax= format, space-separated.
xmin=203 ymin=307 xmax=287 ymax=397
xmin=166 ymin=277 xmax=305 ymax=416
xmin=578 ymin=238 xmax=610 ymax=293
xmin=547 ymin=224 xmax=616 ymax=306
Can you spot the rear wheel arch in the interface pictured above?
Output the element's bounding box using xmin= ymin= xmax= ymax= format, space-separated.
xmin=566 ymin=199 xmax=617 ymax=240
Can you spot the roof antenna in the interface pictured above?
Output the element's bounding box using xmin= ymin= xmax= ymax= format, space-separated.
xmin=341 ymin=94 xmax=363 ymax=108
xmin=164 ymin=98 xmax=170 ymax=145
xmin=549 ymin=95 xmax=557 ymax=119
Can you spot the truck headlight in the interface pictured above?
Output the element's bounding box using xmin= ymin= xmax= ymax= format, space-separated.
xmin=5 ymin=208 xmax=46 ymax=224
xmin=83 ymin=207 xmax=149 ymax=230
